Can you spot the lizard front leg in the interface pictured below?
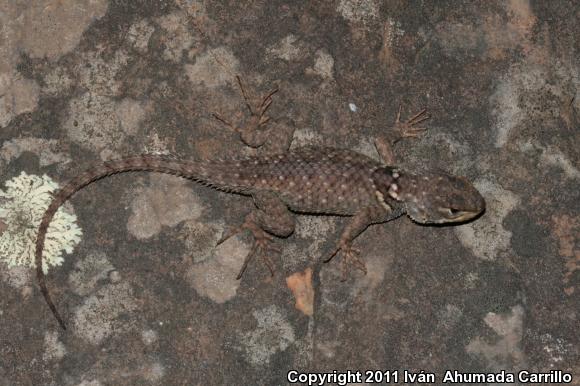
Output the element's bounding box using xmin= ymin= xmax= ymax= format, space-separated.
xmin=325 ymin=206 xmax=396 ymax=280
xmin=374 ymin=105 xmax=430 ymax=165
xmin=213 ymin=76 xmax=295 ymax=154
xmin=218 ymin=191 xmax=295 ymax=278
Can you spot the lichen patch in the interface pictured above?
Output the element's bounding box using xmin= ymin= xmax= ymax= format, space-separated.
xmin=454 ymin=179 xmax=520 ymax=260
xmin=0 ymin=138 xmax=70 ymax=168
xmin=306 ymin=49 xmax=335 ymax=80
xmin=68 ymin=252 xmax=115 ymax=297
xmin=127 ymin=174 xmax=204 ymax=240
xmin=0 ymin=72 xmax=40 ymax=128
xmin=155 ymin=11 xmax=197 ymax=62
xmin=267 ymin=35 xmax=304 ymax=62
xmin=237 ymin=305 xmax=296 ymax=366
xmin=0 ymin=172 xmax=82 ymax=273
xmin=337 ymin=0 xmax=379 ymax=25
xmin=73 ymin=282 xmax=138 ymax=345
xmin=127 ymin=19 xmax=155 ymax=53
xmin=43 ymin=331 xmax=66 ymax=361
xmin=466 ymin=305 xmax=525 ymax=370
xmin=185 ymin=229 xmax=248 ymax=303
xmin=64 ymin=93 xmax=127 ymax=151
xmin=185 ymin=47 xmax=239 ymax=88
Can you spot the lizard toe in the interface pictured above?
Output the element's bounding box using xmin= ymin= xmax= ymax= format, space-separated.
xmin=236 ymin=227 xmax=281 ymax=279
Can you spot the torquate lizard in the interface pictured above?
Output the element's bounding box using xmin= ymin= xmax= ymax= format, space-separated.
xmin=35 ymin=84 xmax=485 ymax=330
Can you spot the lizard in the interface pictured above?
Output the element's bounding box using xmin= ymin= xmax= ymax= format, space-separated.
xmin=35 ymin=80 xmax=485 ymax=330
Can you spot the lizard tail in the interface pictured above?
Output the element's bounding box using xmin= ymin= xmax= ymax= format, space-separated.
xmin=35 ymin=154 xmax=227 ymax=329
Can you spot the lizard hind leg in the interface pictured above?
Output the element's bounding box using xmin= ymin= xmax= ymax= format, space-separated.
xmin=324 ymin=206 xmax=396 ymax=281
xmin=217 ymin=192 xmax=295 ymax=279
xmin=234 ymin=220 xmax=281 ymax=279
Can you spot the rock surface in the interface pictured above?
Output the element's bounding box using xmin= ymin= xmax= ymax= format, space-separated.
xmin=0 ymin=0 xmax=578 ymax=384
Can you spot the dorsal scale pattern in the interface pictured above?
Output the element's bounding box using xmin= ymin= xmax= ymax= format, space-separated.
xmin=223 ymin=147 xmax=385 ymax=215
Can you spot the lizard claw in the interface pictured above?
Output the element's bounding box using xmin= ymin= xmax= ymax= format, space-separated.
xmin=236 ymin=229 xmax=281 ymax=279
xmin=220 ymin=214 xmax=282 ymax=279
xmin=324 ymin=241 xmax=367 ymax=281
xmin=216 ymin=225 xmax=242 ymax=246
xmin=213 ymin=76 xmax=280 ymax=148
xmin=393 ymin=105 xmax=430 ymax=142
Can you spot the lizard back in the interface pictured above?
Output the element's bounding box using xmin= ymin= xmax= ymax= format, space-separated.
xmin=224 ymin=147 xmax=386 ymax=215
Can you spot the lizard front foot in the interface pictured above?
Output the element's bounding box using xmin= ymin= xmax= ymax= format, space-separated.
xmin=324 ymin=241 xmax=367 ymax=281
xmin=217 ymin=214 xmax=282 ymax=279
xmin=212 ymin=75 xmax=279 ymax=148
xmin=392 ymin=105 xmax=430 ymax=143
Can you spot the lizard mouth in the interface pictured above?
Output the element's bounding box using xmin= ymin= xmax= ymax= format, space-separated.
xmin=437 ymin=204 xmax=485 ymax=223
xmin=449 ymin=210 xmax=479 ymax=222
xmin=406 ymin=208 xmax=482 ymax=224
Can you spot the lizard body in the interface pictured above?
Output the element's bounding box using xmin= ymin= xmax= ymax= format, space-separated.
xmin=35 ymin=89 xmax=485 ymax=330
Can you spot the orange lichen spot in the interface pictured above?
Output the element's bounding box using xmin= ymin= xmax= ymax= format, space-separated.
xmin=286 ymin=268 xmax=314 ymax=316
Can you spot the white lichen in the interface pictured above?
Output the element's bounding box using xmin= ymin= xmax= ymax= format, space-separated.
xmin=0 ymin=171 xmax=82 ymax=273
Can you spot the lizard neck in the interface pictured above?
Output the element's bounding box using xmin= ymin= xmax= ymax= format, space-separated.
xmin=370 ymin=166 xmax=403 ymax=205
xmin=371 ymin=167 xmax=423 ymax=204
xmin=386 ymin=172 xmax=418 ymax=202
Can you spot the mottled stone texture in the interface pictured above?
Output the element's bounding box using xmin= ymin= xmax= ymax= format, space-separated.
xmin=0 ymin=0 xmax=578 ymax=384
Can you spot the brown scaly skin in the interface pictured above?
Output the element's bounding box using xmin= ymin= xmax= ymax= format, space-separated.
xmin=36 ymin=84 xmax=485 ymax=330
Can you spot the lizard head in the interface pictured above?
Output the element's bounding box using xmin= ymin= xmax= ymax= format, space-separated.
xmin=375 ymin=169 xmax=485 ymax=224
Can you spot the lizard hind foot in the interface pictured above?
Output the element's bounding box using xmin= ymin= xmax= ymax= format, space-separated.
xmin=324 ymin=242 xmax=367 ymax=281
xmin=236 ymin=228 xmax=281 ymax=280
xmin=216 ymin=216 xmax=281 ymax=279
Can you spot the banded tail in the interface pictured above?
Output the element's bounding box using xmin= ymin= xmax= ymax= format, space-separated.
xmin=35 ymin=154 xmax=249 ymax=329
